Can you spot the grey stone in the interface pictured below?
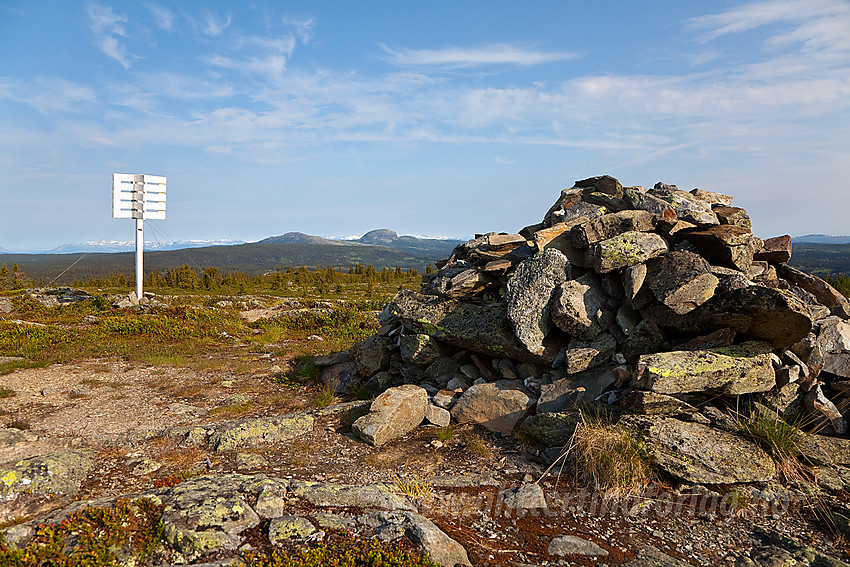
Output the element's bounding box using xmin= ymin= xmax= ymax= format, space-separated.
xmin=560 ymin=333 xmax=617 ymax=374
xmin=161 ymin=474 xmax=262 ymax=561
xmin=451 ymin=379 xmax=536 ymax=434
xmin=320 ymin=361 xmax=359 ymax=393
xmin=574 ymin=174 xmax=624 ymax=198
xmin=548 ymin=535 xmax=609 ymax=557
xmin=350 ymin=335 xmax=393 ymax=377
xmin=359 ymin=510 xmax=471 ymax=567
xmin=425 ymin=404 xmax=451 ymax=427
xmin=289 ymin=480 xmax=416 ymax=511
xmin=634 ymin=350 xmax=776 ymax=395
xmin=385 ymin=290 xmax=556 ymax=364
xmin=805 ymin=384 xmax=847 ymax=434
xmin=642 ymin=285 xmax=813 ymax=349
xmin=570 ymin=210 xmax=657 ymax=249
xmin=713 ymin=205 xmax=752 ymax=228
xmin=0 ymin=298 xmax=12 ymax=313
xmin=623 ymin=186 xmax=679 ymax=227
xmin=690 ymin=188 xmax=733 ymax=206
xmin=0 ymin=451 xmax=95 ymax=501
xmin=505 ymin=249 xmax=570 ymax=355
xmin=646 ymin=250 xmax=718 ymax=315
xmin=399 ymin=334 xmax=444 ymax=368
xmin=616 ymin=304 xmax=642 ymax=336
xmin=353 ymin=384 xmax=428 ymax=446
xmin=500 ymin=483 xmax=547 ymax=509
xmin=550 ymin=279 xmax=607 ymax=339
xmin=779 ymin=264 xmax=850 ymax=318
xmin=622 ymin=263 xmax=647 ymax=302
xmin=754 ymin=235 xmax=792 ymax=264
xmin=515 ymin=412 xmax=580 ymax=447
xmin=538 ymin=366 xmax=616 ymax=413
xmin=623 ymin=545 xmax=693 ymax=567
xmin=623 ymin=391 xmax=698 ymax=416
xmin=432 ymin=389 xmax=459 ymax=409
xmin=590 ymin=231 xmax=669 ymax=274
xmin=268 ymin=515 xmax=316 ymax=543
xmin=643 ymin=418 xmax=776 ymax=484
xmin=648 ymin=184 xmax=719 ymax=226
xmin=209 ymin=412 xmax=314 ymax=452
xmin=680 ymin=225 xmax=757 ymax=271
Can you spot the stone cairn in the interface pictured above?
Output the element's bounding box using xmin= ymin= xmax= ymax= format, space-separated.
xmin=319 ymin=175 xmax=850 ymax=485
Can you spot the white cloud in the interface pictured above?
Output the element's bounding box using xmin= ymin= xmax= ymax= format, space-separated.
xmin=200 ymin=11 xmax=232 ymax=36
xmin=0 ymin=77 xmax=96 ymax=114
xmin=146 ymin=3 xmax=175 ymax=32
xmin=87 ymin=3 xmax=134 ymax=68
xmin=688 ymin=0 xmax=850 ymax=54
xmin=381 ymin=44 xmax=578 ymax=68
xmin=282 ymin=17 xmax=315 ymax=43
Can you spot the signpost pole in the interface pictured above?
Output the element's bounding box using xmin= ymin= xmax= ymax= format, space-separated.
xmin=135 ymin=217 xmax=144 ymax=300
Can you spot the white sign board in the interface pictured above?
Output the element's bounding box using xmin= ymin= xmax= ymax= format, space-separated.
xmin=112 ymin=173 xmax=166 ymax=220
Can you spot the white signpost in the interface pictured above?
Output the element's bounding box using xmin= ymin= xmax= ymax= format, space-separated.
xmin=112 ymin=173 xmax=167 ymax=300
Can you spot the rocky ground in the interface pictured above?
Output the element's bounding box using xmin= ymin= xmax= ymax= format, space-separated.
xmin=1 ymin=358 xmax=850 ymax=567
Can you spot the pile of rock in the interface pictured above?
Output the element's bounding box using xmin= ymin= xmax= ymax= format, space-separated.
xmin=319 ymin=175 xmax=850 ymax=485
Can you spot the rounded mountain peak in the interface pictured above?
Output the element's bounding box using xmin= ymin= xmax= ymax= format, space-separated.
xmin=359 ymin=229 xmax=398 ymax=244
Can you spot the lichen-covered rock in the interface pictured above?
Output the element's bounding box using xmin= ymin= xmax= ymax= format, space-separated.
xmin=161 ymin=474 xmax=262 ymax=561
xmin=451 ymin=380 xmax=536 ymax=434
xmin=590 ymin=231 xmax=668 ymax=274
xmin=643 ymin=285 xmax=813 ymax=348
xmin=209 ymin=412 xmax=314 ymax=452
xmin=755 ymin=235 xmax=792 ymax=263
xmin=500 ymin=483 xmax=547 ymax=509
xmin=559 ymin=333 xmax=617 ymax=374
xmin=641 ymin=418 xmax=776 ymax=484
xmin=515 ymin=412 xmax=580 ymax=447
xmin=289 ymin=480 xmax=415 ymax=511
xmin=779 ymin=264 xmax=850 ymax=319
xmin=359 ymin=510 xmax=471 ymax=567
xmin=352 ymin=384 xmax=428 ymax=446
xmin=713 ymin=206 xmax=752 ymax=229
xmin=634 ymin=350 xmax=776 ymax=395
xmin=268 ymin=515 xmax=316 ymax=543
xmin=0 ymin=451 xmax=95 ymax=501
xmin=623 ymin=186 xmax=678 ymax=227
xmin=505 ymin=249 xmax=570 ymax=355
xmin=350 ymin=334 xmax=393 ymax=377
xmin=385 ymin=290 xmax=555 ymax=364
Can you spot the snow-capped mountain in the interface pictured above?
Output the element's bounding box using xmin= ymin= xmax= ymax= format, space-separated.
xmin=44 ymin=239 xmax=245 ymax=254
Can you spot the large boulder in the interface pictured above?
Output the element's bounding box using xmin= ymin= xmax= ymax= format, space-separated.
xmin=634 ymin=350 xmax=776 ymax=395
xmin=642 ymin=418 xmax=776 ymax=484
xmin=353 ymin=384 xmax=428 ymax=446
xmin=384 ymin=290 xmax=554 ymax=364
xmin=648 ymin=183 xmax=719 ymax=226
xmin=778 ymin=264 xmax=850 ymax=319
xmin=642 ymin=285 xmax=813 ymax=348
xmin=505 ymin=249 xmax=570 ymax=355
xmin=451 ymin=380 xmax=537 ymax=434
xmin=399 ymin=334 xmax=444 ymax=368
xmin=350 ymin=335 xmax=393 ymax=377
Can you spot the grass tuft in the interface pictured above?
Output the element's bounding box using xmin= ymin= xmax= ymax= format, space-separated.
xmin=570 ymin=410 xmax=652 ymax=496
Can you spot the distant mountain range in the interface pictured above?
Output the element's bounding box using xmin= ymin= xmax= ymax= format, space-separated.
xmin=44 ymin=239 xmax=246 ymax=254
xmin=793 ymin=234 xmax=850 ymax=245
xmin=258 ymin=229 xmax=463 ymax=256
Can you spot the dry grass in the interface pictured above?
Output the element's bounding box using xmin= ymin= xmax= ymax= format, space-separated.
xmin=463 ymin=433 xmax=495 ymax=461
xmin=570 ymin=411 xmax=652 ymax=496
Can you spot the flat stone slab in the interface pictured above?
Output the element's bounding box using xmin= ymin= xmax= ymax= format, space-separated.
xmin=549 ymin=535 xmax=609 ymax=557
xmin=209 ymin=412 xmax=314 ymax=452
xmin=634 ymin=350 xmax=776 ymax=395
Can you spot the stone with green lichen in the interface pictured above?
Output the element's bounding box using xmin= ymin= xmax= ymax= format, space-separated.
xmin=634 ymin=350 xmax=775 ymax=395
xmin=384 ymin=289 xmax=557 ymax=364
xmin=289 ymin=480 xmax=416 ymax=511
xmin=268 ymin=515 xmax=316 ymax=542
xmin=160 ymin=474 xmax=262 ymax=560
xmin=208 ymin=411 xmax=314 ymax=452
xmin=642 ymin=417 xmax=776 ymax=484
xmin=590 ymin=231 xmax=668 ymax=274
xmin=450 ymin=379 xmax=537 ymax=435
xmin=0 ymin=450 xmax=95 ymax=499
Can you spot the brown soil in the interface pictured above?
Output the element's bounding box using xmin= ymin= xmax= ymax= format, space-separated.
xmin=1 ymin=359 xmax=848 ymax=566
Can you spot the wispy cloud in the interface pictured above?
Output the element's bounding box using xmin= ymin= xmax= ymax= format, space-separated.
xmin=146 ymin=3 xmax=175 ymax=32
xmin=200 ymin=11 xmax=232 ymax=36
xmin=0 ymin=77 xmax=96 ymax=114
xmin=688 ymin=0 xmax=850 ymax=55
xmin=87 ymin=3 xmax=134 ymax=68
xmin=381 ymin=44 xmax=578 ymax=68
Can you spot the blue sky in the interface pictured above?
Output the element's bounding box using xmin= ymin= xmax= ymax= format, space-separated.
xmin=1 ymin=0 xmax=848 ymax=252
